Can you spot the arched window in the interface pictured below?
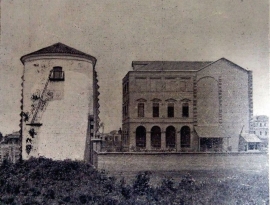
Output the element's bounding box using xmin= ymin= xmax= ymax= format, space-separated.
xmin=181 ymin=126 xmax=190 ymax=147
xmin=136 ymin=126 xmax=146 ymax=148
xmin=166 ymin=126 xmax=176 ymax=148
xmin=151 ymin=126 xmax=161 ymax=148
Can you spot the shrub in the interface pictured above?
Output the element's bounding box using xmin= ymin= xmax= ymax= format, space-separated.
xmin=0 ymin=157 xmax=268 ymax=205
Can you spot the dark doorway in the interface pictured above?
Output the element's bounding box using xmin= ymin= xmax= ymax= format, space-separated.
xmin=200 ymin=138 xmax=223 ymax=152
xmin=181 ymin=126 xmax=191 ymax=147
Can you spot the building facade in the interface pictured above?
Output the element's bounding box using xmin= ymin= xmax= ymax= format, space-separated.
xmin=0 ymin=131 xmax=21 ymax=163
xmin=101 ymin=129 xmax=123 ymax=152
xmin=253 ymin=115 xmax=269 ymax=147
xmin=122 ymin=58 xmax=253 ymax=152
xmin=20 ymin=43 xmax=100 ymax=161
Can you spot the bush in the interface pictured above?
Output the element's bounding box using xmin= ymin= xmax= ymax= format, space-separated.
xmin=0 ymin=157 xmax=268 ymax=205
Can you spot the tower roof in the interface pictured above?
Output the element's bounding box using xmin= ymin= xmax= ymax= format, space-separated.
xmin=20 ymin=42 xmax=97 ymax=65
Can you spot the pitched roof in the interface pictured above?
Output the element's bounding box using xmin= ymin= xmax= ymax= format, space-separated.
xmin=132 ymin=61 xmax=212 ymax=71
xmin=198 ymin=58 xmax=250 ymax=73
xmin=20 ymin=42 xmax=96 ymax=64
xmin=241 ymin=133 xmax=262 ymax=143
xmin=194 ymin=126 xmax=229 ymax=138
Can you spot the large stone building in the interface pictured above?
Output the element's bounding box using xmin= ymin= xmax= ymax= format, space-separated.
xmin=253 ymin=115 xmax=269 ymax=147
xmin=122 ymin=58 xmax=253 ymax=152
xmin=20 ymin=43 xmax=100 ymax=161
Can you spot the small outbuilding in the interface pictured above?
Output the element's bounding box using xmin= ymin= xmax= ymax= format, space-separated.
xmin=239 ymin=133 xmax=262 ymax=151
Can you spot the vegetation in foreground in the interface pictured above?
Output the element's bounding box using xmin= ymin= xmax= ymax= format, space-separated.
xmin=0 ymin=158 xmax=268 ymax=205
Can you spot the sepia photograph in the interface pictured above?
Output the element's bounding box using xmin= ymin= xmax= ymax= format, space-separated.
xmin=0 ymin=0 xmax=269 ymax=204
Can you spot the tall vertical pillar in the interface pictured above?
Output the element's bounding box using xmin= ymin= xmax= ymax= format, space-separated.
xmin=218 ymin=76 xmax=223 ymax=125
xmin=161 ymin=131 xmax=166 ymax=150
xmin=193 ymin=76 xmax=198 ymax=126
xmin=146 ymin=131 xmax=151 ymax=150
xmin=248 ymin=71 xmax=254 ymax=133
xmin=177 ymin=132 xmax=181 ymax=152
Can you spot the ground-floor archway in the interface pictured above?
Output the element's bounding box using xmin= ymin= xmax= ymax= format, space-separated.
xmin=136 ymin=126 xmax=146 ymax=148
xmin=166 ymin=126 xmax=176 ymax=148
xmin=151 ymin=126 xmax=161 ymax=148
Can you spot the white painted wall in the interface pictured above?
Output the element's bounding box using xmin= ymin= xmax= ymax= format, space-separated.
xmin=22 ymin=56 xmax=94 ymax=160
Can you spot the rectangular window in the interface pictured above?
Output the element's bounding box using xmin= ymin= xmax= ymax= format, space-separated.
xmin=123 ymin=84 xmax=126 ymax=95
xmin=123 ymin=105 xmax=128 ymax=118
xmin=168 ymin=103 xmax=174 ymax=118
xmin=126 ymin=82 xmax=129 ymax=93
xmin=182 ymin=103 xmax=189 ymax=117
xmin=89 ymin=116 xmax=94 ymax=137
xmin=50 ymin=66 xmax=64 ymax=81
xmin=138 ymin=103 xmax=144 ymax=117
xmin=153 ymin=103 xmax=159 ymax=117
xmin=124 ymin=104 xmax=128 ymax=117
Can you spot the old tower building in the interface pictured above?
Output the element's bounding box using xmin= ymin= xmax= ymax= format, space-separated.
xmin=122 ymin=58 xmax=253 ymax=152
xmin=20 ymin=43 xmax=100 ymax=161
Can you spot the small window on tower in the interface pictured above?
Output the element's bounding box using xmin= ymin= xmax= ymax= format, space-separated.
xmin=50 ymin=66 xmax=65 ymax=81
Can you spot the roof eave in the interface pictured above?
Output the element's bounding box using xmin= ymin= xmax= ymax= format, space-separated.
xmin=20 ymin=53 xmax=97 ymax=65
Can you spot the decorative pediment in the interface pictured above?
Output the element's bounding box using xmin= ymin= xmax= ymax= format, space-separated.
xmin=151 ymin=98 xmax=162 ymax=102
xmin=136 ymin=98 xmax=147 ymax=102
xmin=180 ymin=98 xmax=191 ymax=102
xmin=165 ymin=98 xmax=177 ymax=102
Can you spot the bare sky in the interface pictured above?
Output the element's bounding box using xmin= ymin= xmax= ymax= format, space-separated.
xmin=0 ymin=0 xmax=269 ymax=134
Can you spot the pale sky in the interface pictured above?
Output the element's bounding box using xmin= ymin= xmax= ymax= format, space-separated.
xmin=0 ymin=0 xmax=269 ymax=135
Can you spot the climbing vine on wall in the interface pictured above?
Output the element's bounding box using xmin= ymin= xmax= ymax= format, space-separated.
xmin=28 ymin=128 xmax=37 ymax=138
xmin=26 ymin=144 xmax=32 ymax=155
xmin=30 ymin=90 xmax=54 ymax=114
xmin=31 ymin=93 xmax=40 ymax=101
xmin=25 ymin=128 xmax=37 ymax=155
xmin=20 ymin=111 xmax=30 ymax=122
xmin=25 ymin=88 xmax=54 ymax=155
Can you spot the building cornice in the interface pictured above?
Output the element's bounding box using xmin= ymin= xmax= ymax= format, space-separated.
xmin=20 ymin=53 xmax=96 ymax=65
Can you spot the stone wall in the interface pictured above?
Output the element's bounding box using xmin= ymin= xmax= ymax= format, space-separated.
xmin=96 ymin=152 xmax=268 ymax=173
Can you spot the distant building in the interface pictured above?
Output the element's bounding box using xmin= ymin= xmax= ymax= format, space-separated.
xmin=238 ymin=133 xmax=262 ymax=151
xmin=122 ymin=58 xmax=254 ymax=152
xmin=20 ymin=43 xmax=100 ymax=161
xmin=0 ymin=131 xmax=21 ymax=163
xmin=253 ymin=115 xmax=269 ymax=147
xmin=101 ymin=129 xmax=123 ymax=152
